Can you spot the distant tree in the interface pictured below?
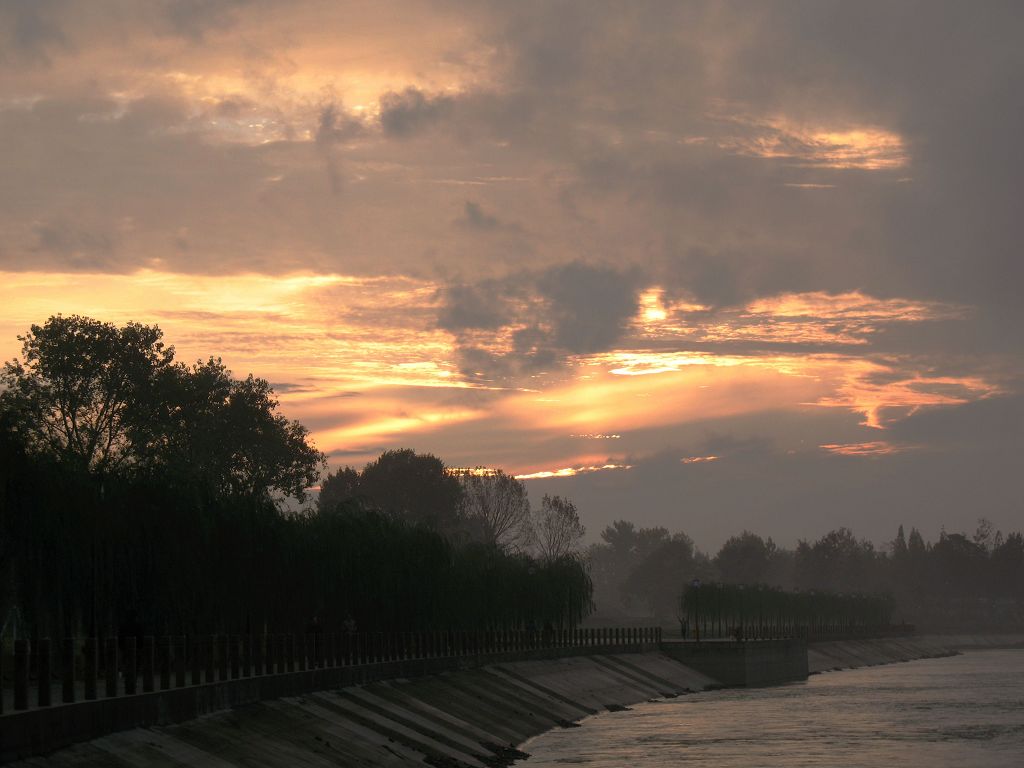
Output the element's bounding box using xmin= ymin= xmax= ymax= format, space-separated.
xmin=358 ymin=449 xmax=464 ymax=532
xmin=527 ymin=494 xmax=585 ymax=563
xmin=0 ymin=315 xmax=174 ymax=474
xmin=931 ymin=531 xmax=987 ymax=599
xmin=455 ymin=468 xmax=531 ymax=551
xmin=714 ymin=531 xmax=777 ymax=585
xmin=795 ymin=528 xmax=878 ymax=592
xmin=991 ymin=532 xmax=1024 ymax=601
xmin=588 ymin=521 xmax=671 ymax=615
xmin=622 ymin=532 xmax=712 ymax=618
xmin=599 ymin=520 xmax=671 ymax=559
xmin=972 ymin=517 xmax=998 ymax=553
xmin=892 ymin=525 xmax=908 ymax=559
xmin=317 ymin=466 xmax=361 ymax=514
xmin=907 ymin=527 xmax=926 ymax=552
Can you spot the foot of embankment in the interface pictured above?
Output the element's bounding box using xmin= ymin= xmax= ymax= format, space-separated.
xmin=2 ymin=652 xmax=717 ymax=767
xmin=807 ymin=632 xmax=1024 ymax=675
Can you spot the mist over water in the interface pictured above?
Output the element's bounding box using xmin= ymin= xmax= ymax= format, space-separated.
xmin=520 ymin=650 xmax=1024 ymax=767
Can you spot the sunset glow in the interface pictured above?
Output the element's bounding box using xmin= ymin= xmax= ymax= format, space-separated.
xmin=3 ymin=0 xmax=1020 ymax=545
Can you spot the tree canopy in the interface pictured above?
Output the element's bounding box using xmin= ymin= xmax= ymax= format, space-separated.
xmin=455 ymin=468 xmax=532 ymax=551
xmin=0 ymin=315 xmax=174 ymax=474
xmin=0 ymin=315 xmax=324 ymax=503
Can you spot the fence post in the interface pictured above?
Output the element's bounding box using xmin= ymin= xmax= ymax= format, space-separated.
xmin=159 ymin=636 xmax=171 ymax=690
xmin=286 ymin=634 xmax=295 ymax=672
xmin=35 ymin=637 xmax=52 ymax=707
xmin=62 ymin=637 xmax=76 ymax=703
xmin=14 ymin=639 xmax=29 ymax=710
xmin=139 ymin=636 xmax=153 ymax=692
xmin=205 ymin=635 xmax=215 ymax=683
xmin=105 ymin=637 xmax=118 ymax=698
xmin=84 ymin=637 xmax=97 ymax=700
xmin=230 ymin=635 xmax=240 ymax=679
xmin=218 ymin=635 xmax=229 ymax=681
xmin=243 ymin=634 xmax=252 ymax=677
xmin=254 ymin=633 xmax=264 ymax=676
xmin=123 ymin=636 xmax=136 ymax=695
xmin=175 ymin=636 xmax=186 ymax=687
xmin=189 ymin=636 xmax=201 ymax=685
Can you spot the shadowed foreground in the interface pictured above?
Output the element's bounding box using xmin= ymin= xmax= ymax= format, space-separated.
xmin=7 ymin=653 xmax=715 ymax=767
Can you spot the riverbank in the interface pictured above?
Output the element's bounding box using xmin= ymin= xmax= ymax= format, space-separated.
xmin=4 ymin=651 xmax=715 ymax=767
xmin=9 ymin=634 xmax=1022 ymax=767
xmin=808 ymin=633 xmax=1024 ymax=674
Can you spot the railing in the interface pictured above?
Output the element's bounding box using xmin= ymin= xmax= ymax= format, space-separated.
xmin=0 ymin=626 xmax=662 ymax=714
xmin=679 ymin=621 xmax=914 ymax=642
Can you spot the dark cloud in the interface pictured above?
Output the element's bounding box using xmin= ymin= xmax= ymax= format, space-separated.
xmin=0 ymin=0 xmax=69 ymax=66
xmin=159 ymin=0 xmax=248 ymax=41
xmin=314 ymin=102 xmax=366 ymax=195
xmin=379 ymin=87 xmax=455 ymax=137
xmin=437 ymin=281 xmax=512 ymax=332
xmin=456 ymin=201 xmax=523 ymax=234
xmin=438 ymin=262 xmax=642 ymax=382
xmin=538 ymin=262 xmax=642 ymax=353
xmin=30 ymin=219 xmax=120 ymax=270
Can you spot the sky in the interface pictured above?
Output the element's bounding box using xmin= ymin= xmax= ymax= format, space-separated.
xmin=1 ymin=0 xmax=1022 ymax=550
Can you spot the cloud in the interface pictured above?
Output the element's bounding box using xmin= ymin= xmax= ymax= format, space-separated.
xmin=159 ymin=0 xmax=248 ymax=41
xmin=379 ymin=87 xmax=455 ymax=137
xmin=0 ymin=0 xmax=69 ymax=66
xmin=31 ymin=219 xmax=121 ymax=270
xmin=0 ymin=0 xmax=1021 ymax=545
xmin=438 ymin=262 xmax=643 ymax=382
xmin=456 ymin=201 xmax=522 ymax=233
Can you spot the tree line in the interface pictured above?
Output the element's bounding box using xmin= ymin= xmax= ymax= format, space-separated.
xmin=0 ymin=316 xmax=591 ymax=642
xmin=589 ymin=520 xmax=1024 ymax=629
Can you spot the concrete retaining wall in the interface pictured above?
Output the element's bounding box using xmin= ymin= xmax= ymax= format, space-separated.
xmin=807 ymin=633 xmax=1024 ymax=674
xmin=660 ymin=639 xmax=808 ymax=687
xmin=4 ymin=651 xmax=715 ymax=767
xmin=0 ymin=642 xmax=658 ymax=763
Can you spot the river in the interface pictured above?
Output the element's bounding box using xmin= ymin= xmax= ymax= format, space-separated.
xmin=519 ymin=649 xmax=1024 ymax=767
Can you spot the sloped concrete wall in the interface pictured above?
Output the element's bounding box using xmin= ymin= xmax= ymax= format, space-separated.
xmin=4 ymin=653 xmax=716 ymax=767
xmin=659 ymin=639 xmax=808 ymax=687
xmin=807 ymin=633 xmax=1024 ymax=674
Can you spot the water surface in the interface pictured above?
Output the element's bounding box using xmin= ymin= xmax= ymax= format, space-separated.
xmin=520 ymin=649 xmax=1024 ymax=767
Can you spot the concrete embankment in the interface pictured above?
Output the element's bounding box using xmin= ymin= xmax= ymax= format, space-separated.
xmin=11 ymin=634 xmax=1021 ymax=767
xmin=5 ymin=652 xmax=716 ymax=767
xmin=808 ymin=633 xmax=1024 ymax=674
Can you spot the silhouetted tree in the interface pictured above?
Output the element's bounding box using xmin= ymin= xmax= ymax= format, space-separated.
xmin=795 ymin=528 xmax=879 ymax=593
xmin=588 ymin=521 xmax=670 ymax=614
xmin=357 ymin=448 xmax=464 ymax=532
xmin=0 ymin=315 xmax=174 ymax=474
xmin=148 ymin=358 xmax=325 ymax=502
xmin=714 ymin=531 xmax=777 ymax=585
xmin=455 ymin=468 xmax=531 ymax=551
xmin=622 ymin=532 xmax=712 ymax=618
xmin=317 ymin=466 xmax=361 ymax=514
xmin=527 ymin=494 xmax=585 ymax=563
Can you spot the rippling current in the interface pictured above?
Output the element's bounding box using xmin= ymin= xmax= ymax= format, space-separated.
xmin=519 ymin=649 xmax=1024 ymax=767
